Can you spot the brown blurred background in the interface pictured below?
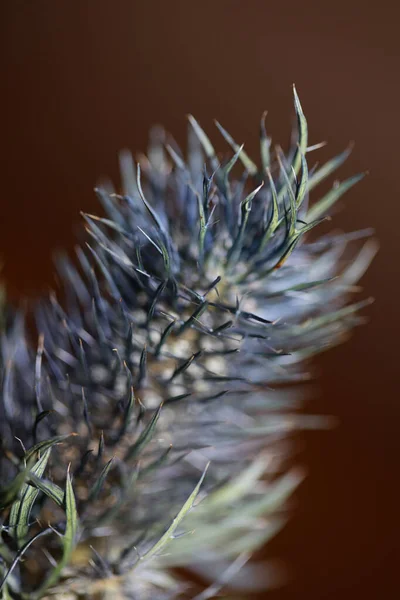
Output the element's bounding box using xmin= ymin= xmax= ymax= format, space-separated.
xmin=1 ymin=1 xmax=398 ymax=598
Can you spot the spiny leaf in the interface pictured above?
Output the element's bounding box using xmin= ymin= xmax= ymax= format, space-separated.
xmin=196 ymin=185 xmax=207 ymax=264
xmin=34 ymin=334 xmax=44 ymax=412
xmin=272 ymin=218 xmax=325 ymax=271
xmin=222 ymin=143 xmax=245 ymax=178
xmin=0 ymin=462 xmax=34 ymax=511
xmin=178 ymin=301 xmax=208 ymax=335
xmin=118 ymin=386 xmax=136 ymax=440
xmin=202 ymin=455 xmax=270 ymax=511
xmin=33 ymin=467 xmax=79 ymax=598
xmin=237 ymin=470 xmax=304 ymax=519
xmin=136 ymin=164 xmax=168 ymax=236
xmin=226 ymin=183 xmax=264 ymax=270
xmin=295 ymin=147 xmax=309 ymax=209
xmin=138 ymin=463 xmax=209 ymax=565
xmin=147 ymin=279 xmax=168 ymax=325
xmin=125 ymin=403 xmax=163 ymax=461
xmin=292 ymin=84 xmax=308 ymax=176
xmin=292 ymin=297 xmax=374 ymax=334
xmin=9 ymin=449 xmax=51 ymax=546
xmin=220 ymin=519 xmax=286 ymax=557
xmin=308 ymin=144 xmax=353 ymax=192
xmin=140 ymin=445 xmax=173 ymax=477
xmin=88 ymin=458 xmax=114 ymax=502
xmin=170 ymin=351 xmax=203 ymax=381
xmin=154 ymin=319 xmax=176 ymax=357
xmin=263 ymin=277 xmax=334 ymax=298
xmin=260 ymin=110 xmax=271 ymax=172
xmin=27 ymin=473 xmax=64 ymax=507
xmin=277 ymin=152 xmax=297 ymax=237
xmin=215 ymin=120 xmax=258 ymax=176
xmin=137 ymin=225 xmax=163 ymax=255
xmin=25 ymin=434 xmax=76 ymax=462
xmin=275 ymin=86 xmax=308 ymax=205
xmin=32 ymin=410 xmax=54 ymax=442
xmin=187 ymin=115 xmax=218 ymax=169
xmin=259 ymin=169 xmax=280 ymax=252
xmin=307 ymin=173 xmax=366 ymax=221
xmin=136 ymin=168 xmax=172 ymax=275
xmin=164 ymin=392 xmax=192 ymax=405
xmin=86 ymin=243 xmax=122 ymax=301
xmin=82 ymin=212 xmax=132 ymax=237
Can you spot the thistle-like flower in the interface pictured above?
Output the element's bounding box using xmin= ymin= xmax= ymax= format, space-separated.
xmin=0 ymin=87 xmax=375 ymax=599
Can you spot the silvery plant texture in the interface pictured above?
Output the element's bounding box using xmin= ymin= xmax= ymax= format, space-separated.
xmin=0 ymin=88 xmax=375 ymax=600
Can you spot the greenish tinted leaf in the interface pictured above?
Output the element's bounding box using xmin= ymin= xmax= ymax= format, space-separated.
xmin=226 ymin=183 xmax=263 ymax=269
xmin=263 ymin=278 xmax=334 ymax=298
xmin=170 ymin=351 xmax=202 ymax=381
xmin=203 ymin=455 xmax=269 ymax=511
xmin=0 ymin=463 xmax=32 ymax=511
xmin=25 ymin=434 xmax=75 ymax=462
xmin=33 ymin=469 xmax=79 ymax=599
xmin=196 ymin=186 xmax=207 ymax=263
xmin=296 ymin=148 xmax=309 ymax=208
xmin=276 ymin=87 xmax=308 ymax=206
xmin=187 ymin=115 xmax=218 ymax=169
xmin=1 ymin=582 xmax=12 ymax=600
xmin=238 ymin=470 xmax=304 ymax=519
xmin=88 ymin=458 xmax=114 ymax=502
xmin=147 ymin=279 xmax=168 ymax=325
xmin=292 ymin=85 xmax=308 ymax=176
xmin=223 ymin=143 xmax=245 ymax=177
xmin=32 ymin=410 xmax=54 ymax=441
xmin=273 ymin=218 xmax=325 ymax=271
xmin=139 ymin=463 xmax=209 ymax=564
xmin=277 ymin=153 xmax=297 ymax=237
xmin=9 ymin=449 xmax=51 ymax=546
xmin=259 ymin=169 xmax=280 ymax=252
xmin=162 ymin=469 xmax=303 ymax=564
xmin=118 ymin=386 xmax=136 ymax=440
xmin=140 ymin=445 xmax=173 ymax=477
xmin=27 ymin=473 xmax=64 ymax=507
xmin=178 ymin=301 xmax=208 ymax=335
xmin=308 ymin=144 xmax=353 ymax=192
xmin=292 ymin=297 xmax=374 ymax=334
xmin=307 ymin=173 xmax=365 ymax=222
xmin=215 ymin=120 xmax=258 ymax=176
xmin=82 ymin=212 xmax=131 ymax=237
xmin=125 ymin=403 xmax=163 ymax=461
xmin=154 ymin=319 xmax=176 ymax=357
xmin=339 ymin=239 xmax=378 ymax=287
xmin=260 ymin=111 xmax=271 ymax=172
xmin=222 ymin=519 xmax=286 ymax=556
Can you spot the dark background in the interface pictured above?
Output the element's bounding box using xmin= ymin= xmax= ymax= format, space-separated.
xmin=1 ymin=2 xmax=398 ymax=598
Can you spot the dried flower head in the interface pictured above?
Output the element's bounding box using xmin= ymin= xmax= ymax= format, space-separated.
xmin=0 ymin=87 xmax=375 ymax=599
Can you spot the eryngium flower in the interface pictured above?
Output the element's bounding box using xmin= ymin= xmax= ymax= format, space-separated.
xmin=0 ymin=88 xmax=376 ymax=599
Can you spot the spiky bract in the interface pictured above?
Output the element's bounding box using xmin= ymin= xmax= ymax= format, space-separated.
xmin=0 ymin=88 xmax=375 ymax=599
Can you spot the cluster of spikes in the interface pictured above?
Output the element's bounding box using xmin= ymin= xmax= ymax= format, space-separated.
xmin=0 ymin=87 xmax=375 ymax=599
